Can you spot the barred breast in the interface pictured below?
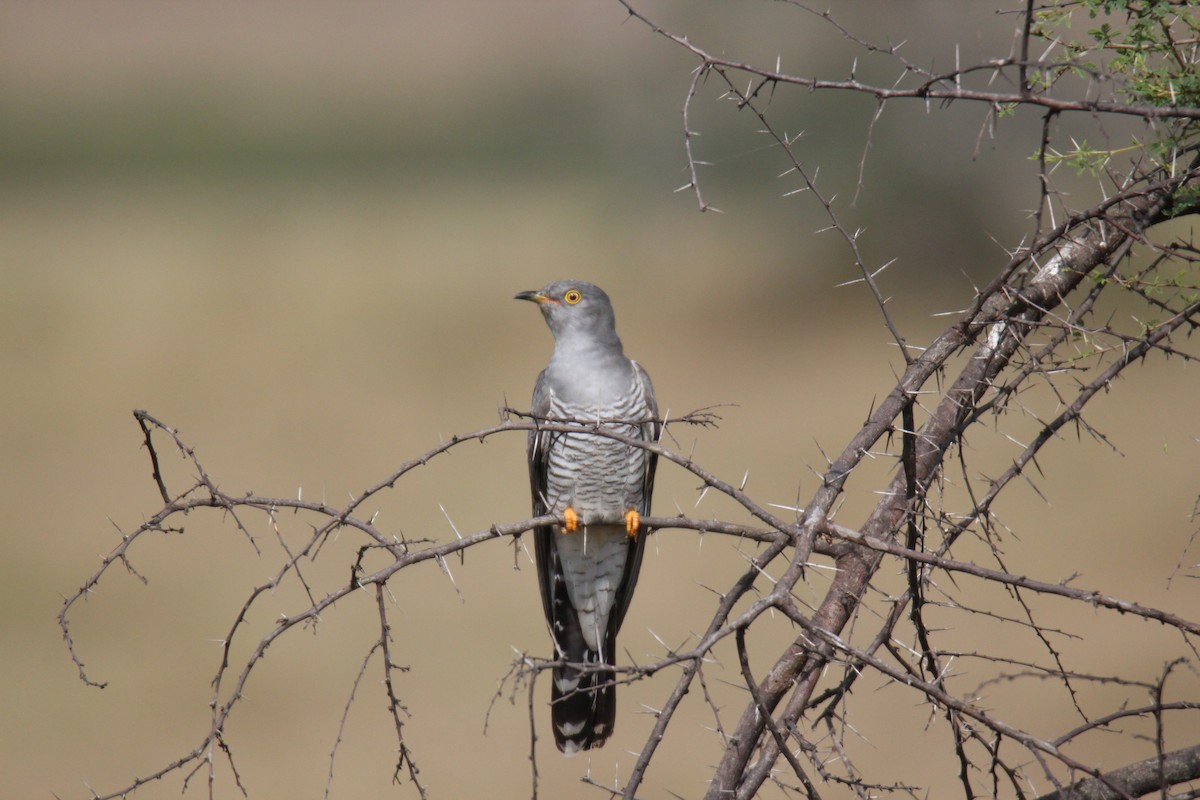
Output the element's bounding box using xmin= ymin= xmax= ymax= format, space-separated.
xmin=542 ymin=378 xmax=653 ymax=525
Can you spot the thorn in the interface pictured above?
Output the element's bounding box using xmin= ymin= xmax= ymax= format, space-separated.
xmin=439 ymin=503 xmax=463 ymax=540
xmin=435 ymin=554 xmax=464 ymax=601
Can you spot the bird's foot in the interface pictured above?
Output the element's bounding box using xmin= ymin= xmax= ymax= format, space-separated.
xmin=624 ymin=509 xmax=640 ymax=539
xmin=562 ymin=506 xmax=579 ymax=533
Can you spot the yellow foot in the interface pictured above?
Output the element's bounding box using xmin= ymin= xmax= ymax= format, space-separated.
xmin=624 ymin=509 xmax=640 ymax=539
xmin=562 ymin=506 xmax=579 ymax=533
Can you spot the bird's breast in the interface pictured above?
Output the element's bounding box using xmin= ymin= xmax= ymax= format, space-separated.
xmin=542 ymin=381 xmax=652 ymax=524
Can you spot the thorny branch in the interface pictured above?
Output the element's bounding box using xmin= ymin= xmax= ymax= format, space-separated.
xmin=616 ymin=1 xmax=1200 ymax=798
xmin=57 ymin=408 xmax=808 ymax=799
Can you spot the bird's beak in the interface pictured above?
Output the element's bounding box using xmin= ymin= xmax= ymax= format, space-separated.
xmin=515 ymin=290 xmax=553 ymax=305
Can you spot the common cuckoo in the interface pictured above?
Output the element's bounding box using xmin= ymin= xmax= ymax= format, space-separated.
xmin=515 ymin=280 xmax=659 ymax=754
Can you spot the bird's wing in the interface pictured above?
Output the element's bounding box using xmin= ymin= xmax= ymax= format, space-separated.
xmin=527 ymin=369 xmax=561 ymax=626
xmin=633 ymin=360 xmax=660 ymax=517
xmin=606 ymin=360 xmax=660 ymax=643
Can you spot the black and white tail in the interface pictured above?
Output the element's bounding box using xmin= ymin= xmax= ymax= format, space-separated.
xmin=551 ymin=641 xmax=616 ymax=754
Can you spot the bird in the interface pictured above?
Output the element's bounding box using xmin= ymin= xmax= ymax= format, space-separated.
xmin=515 ymin=280 xmax=659 ymax=754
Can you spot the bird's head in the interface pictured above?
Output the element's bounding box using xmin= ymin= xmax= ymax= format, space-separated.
xmin=515 ymin=280 xmax=619 ymax=343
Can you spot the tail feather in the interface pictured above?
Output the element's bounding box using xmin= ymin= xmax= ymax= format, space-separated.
xmin=551 ymin=650 xmax=616 ymax=754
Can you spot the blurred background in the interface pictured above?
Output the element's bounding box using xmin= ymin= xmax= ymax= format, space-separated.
xmin=3 ymin=1 xmax=1198 ymax=798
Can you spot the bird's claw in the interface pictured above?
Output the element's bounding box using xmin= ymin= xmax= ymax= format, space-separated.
xmin=625 ymin=509 xmax=640 ymax=539
xmin=563 ymin=506 xmax=579 ymax=533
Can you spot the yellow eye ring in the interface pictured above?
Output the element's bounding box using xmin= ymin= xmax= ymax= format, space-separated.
xmin=563 ymin=289 xmax=583 ymax=305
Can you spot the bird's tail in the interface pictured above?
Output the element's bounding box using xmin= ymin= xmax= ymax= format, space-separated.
xmin=551 ymin=647 xmax=616 ymax=754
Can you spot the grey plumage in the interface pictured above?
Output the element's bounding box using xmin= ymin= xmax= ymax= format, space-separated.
xmin=516 ymin=280 xmax=659 ymax=754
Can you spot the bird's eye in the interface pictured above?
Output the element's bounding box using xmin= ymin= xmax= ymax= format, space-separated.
xmin=563 ymin=289 xmax=583 ymax=305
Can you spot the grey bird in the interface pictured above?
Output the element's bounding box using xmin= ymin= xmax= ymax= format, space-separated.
xmin=515 ymin=280 xmax=659 ymax=754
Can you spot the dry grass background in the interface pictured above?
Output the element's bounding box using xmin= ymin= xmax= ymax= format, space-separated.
xmin=2 ymin=2 xmax=1198 ymax=798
